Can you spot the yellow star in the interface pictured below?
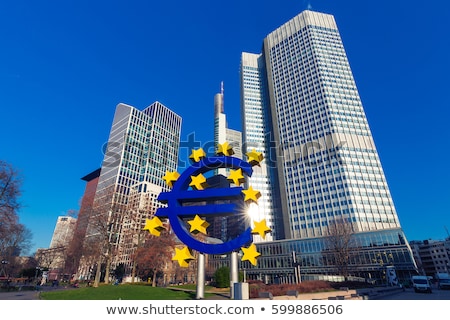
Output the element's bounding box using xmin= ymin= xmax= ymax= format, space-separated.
xmin=242 ymin=186 xmax=261 ymax=203
xmin=162 ymin=171 xmax=180 ymax=188
xmin=217 ymin=142 xmax=234 ymax=156
xmin=227 ymin=168 xmax=245 ymax=186
xmin=143 ymin=217 xmax=165 ymax=236
xmin=241 ymin=243 xmax=261 ymax=266
xmin=172 ymin=246 xmax=195 ymax=268
xmin=252 ymin=219 xmax=272 ymax=239
xmin=189 ymin=148 xmax=206 ymax=163
xmin=246 ymin=149 xmax=264 ymax=166
xmin=189 ymin=173 xmax=208 ymax=190
xmin=187 ymin=215 xmax=210 ymax=235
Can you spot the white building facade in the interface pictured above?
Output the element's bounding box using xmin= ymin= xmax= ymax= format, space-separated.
xmin=242 ymin=10 xmax=402 ymax=240
xmin=49 ymin=216 xmax=77 ymax=248
xmin=236 ymin=10 xmax=417 ymax=283
xmin=240 ymin=53 xmax=284 ymax=242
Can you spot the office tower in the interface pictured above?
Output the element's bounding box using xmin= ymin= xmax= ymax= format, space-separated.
xmin=210 ymin=83 xmax=246 ymax=242
xmin=410 ymin=239 xmax=450 ymax=276
xmin=84 ymin=101 xmax=181 ymax=275
xmin=35 ymin=215 xmax=77 ymax=281
xmin=50 ymin=216 xmax=77 ymax=248
xmin=240 ymin=55 xmax=284 ymax=242
xmin=214 ymin=82 xmax=243 ymax=168
xmin=239 ymin=10 xmax=416 ymax=282
xmin=242 ymin=10 xmax=404 ymax=239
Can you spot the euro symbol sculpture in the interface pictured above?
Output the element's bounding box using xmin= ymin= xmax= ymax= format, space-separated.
xmin=156 ymin=155 xmax=253 ymax=255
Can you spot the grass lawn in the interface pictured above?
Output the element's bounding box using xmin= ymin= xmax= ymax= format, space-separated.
xmin=40 ymin=284 xmax=202 ymax=300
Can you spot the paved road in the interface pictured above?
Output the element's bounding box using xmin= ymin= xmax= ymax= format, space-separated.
xmin=0 ymin=289 xmax=40 ymax=300
xmin=0 ymin=286 xmax=69 ymax=300
xmin=381 ymin=287 xmax=450 ymax=300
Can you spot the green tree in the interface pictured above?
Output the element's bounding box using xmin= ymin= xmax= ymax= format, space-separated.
xmin=214 ymin=266 xmax=230 ymax=288
xmin=114 ymin=263 xmax=126 ymax=282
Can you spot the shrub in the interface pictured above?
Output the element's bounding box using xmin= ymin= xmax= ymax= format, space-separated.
xmin=213 ymin=266 xmax=230 ymax=288
xmin=249 ymin=280 xmax=334 ymax=299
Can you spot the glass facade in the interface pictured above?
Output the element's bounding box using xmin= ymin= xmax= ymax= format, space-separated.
xmin=209 ymin=229 xmax=417 ymax=284
xmin=85 ymin=102 xmax=181 ymax=273
xmin=212 ymin=86 xmax=245 ymax=243
xmin=235 ymin=10 xmax=417 ymax=281
xmin=240 ymin=53 xmax=285 ymax=241
xmin=262 ymin=10 xmax=400 ymax=238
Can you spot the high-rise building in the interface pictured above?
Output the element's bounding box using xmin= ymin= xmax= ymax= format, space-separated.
xmin=240 ymin=53 xmax=283 ymax=242
xmin=36 ymin=215 xmax=77 ymax=281
xmin=242 ymin=9 xmax=403 ymax=240
xmin=210 ymin=83 xmax=246 ymax=242
xmin=75 ymin=168 xmax=101 ymax=244
xmin=238 ymin=10 xmax=416 ymax=282
xmin=410 ymin=238 xmax=450 ymax=276
xmin=83 ymin=101 xmax=181 ymax=275
xmin=214 ymin=83 xmax=243 ymax=168
xmin=50 ymin=216 xmax=77 ymax=248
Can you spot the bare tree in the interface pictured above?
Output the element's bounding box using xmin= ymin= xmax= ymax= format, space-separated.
xmin=67 ymin=191 xmax=96 ymax=280
xmin=78 ymin=236 xmax=100 ymax=281
xmin=0 ymin=161 xmax=22 ymax=257
xmin=0 ymin=161 xmax=32 ymax=272
xmin=35 ymin=246 xmax=66 ymax=275
xmin=81 ymin=184 xmax=124 ymax=286
xmin=64 ymin=226 xmax=85 ymax=280
xmin=134 ymin=231 xmax=176 ymax=287
xmin=120 ymin=183 xmax=164 ymax=283
xmin=0 ymin=225 xmax=33 ymax=278
xmin=86 ymin=208 xmax=115 ymax=286
xmin=0 ymin=160 xmax=21 ymax=216
xmin=323 ymin=218 xmax=356 ymax=280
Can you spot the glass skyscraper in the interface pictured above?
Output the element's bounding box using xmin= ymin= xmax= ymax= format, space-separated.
xmin=242 ymin=10 xmax=403 ymax=240
xmin=214 ymin=82 xmax=243 ymax=166
xmin=211 ymin=83 xmax=245 ymax=242
xmin=240 ymin=53 xmax=284 ymax=242
xmin=82 ymin=101 xmax=181 ymax=276
xmin=238 ymin=10 xmax=416 ymax=282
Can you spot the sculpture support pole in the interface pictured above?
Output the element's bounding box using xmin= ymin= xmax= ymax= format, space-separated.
xmin=196 ymin=253 xmax=205 ymax=299
xmin=230 ymin=251 xmax=239 ymax=299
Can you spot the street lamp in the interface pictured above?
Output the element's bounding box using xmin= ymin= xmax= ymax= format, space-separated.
xmin=1 ymin=260 xmax=9 ymax=278
xmin=292 ymin=252 xmax=301 ymax=284
xmin=35 ymin=267 xmax=42 ymax=282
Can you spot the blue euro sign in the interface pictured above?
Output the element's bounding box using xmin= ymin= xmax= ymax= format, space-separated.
xmin=156 ymin=156 xmax=253 ymax=254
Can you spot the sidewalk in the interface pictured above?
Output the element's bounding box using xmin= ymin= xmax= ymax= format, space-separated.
xmin=0 ymin=289 xmax=40 ymax=300
xmin=0 ymin=285 xmax=71 ymax=300
xmin=167 ymin=286 xmax=230 ymax=300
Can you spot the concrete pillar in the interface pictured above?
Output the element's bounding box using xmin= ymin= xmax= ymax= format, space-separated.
xmin=230 ymin=251 xmax=239 ymax=299
xmin=196 ymin=253 xmax=205 ymax=299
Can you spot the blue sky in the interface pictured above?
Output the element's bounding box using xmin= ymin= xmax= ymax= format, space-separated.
xmin=1 ymin=0 xmax=449 ymax=254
